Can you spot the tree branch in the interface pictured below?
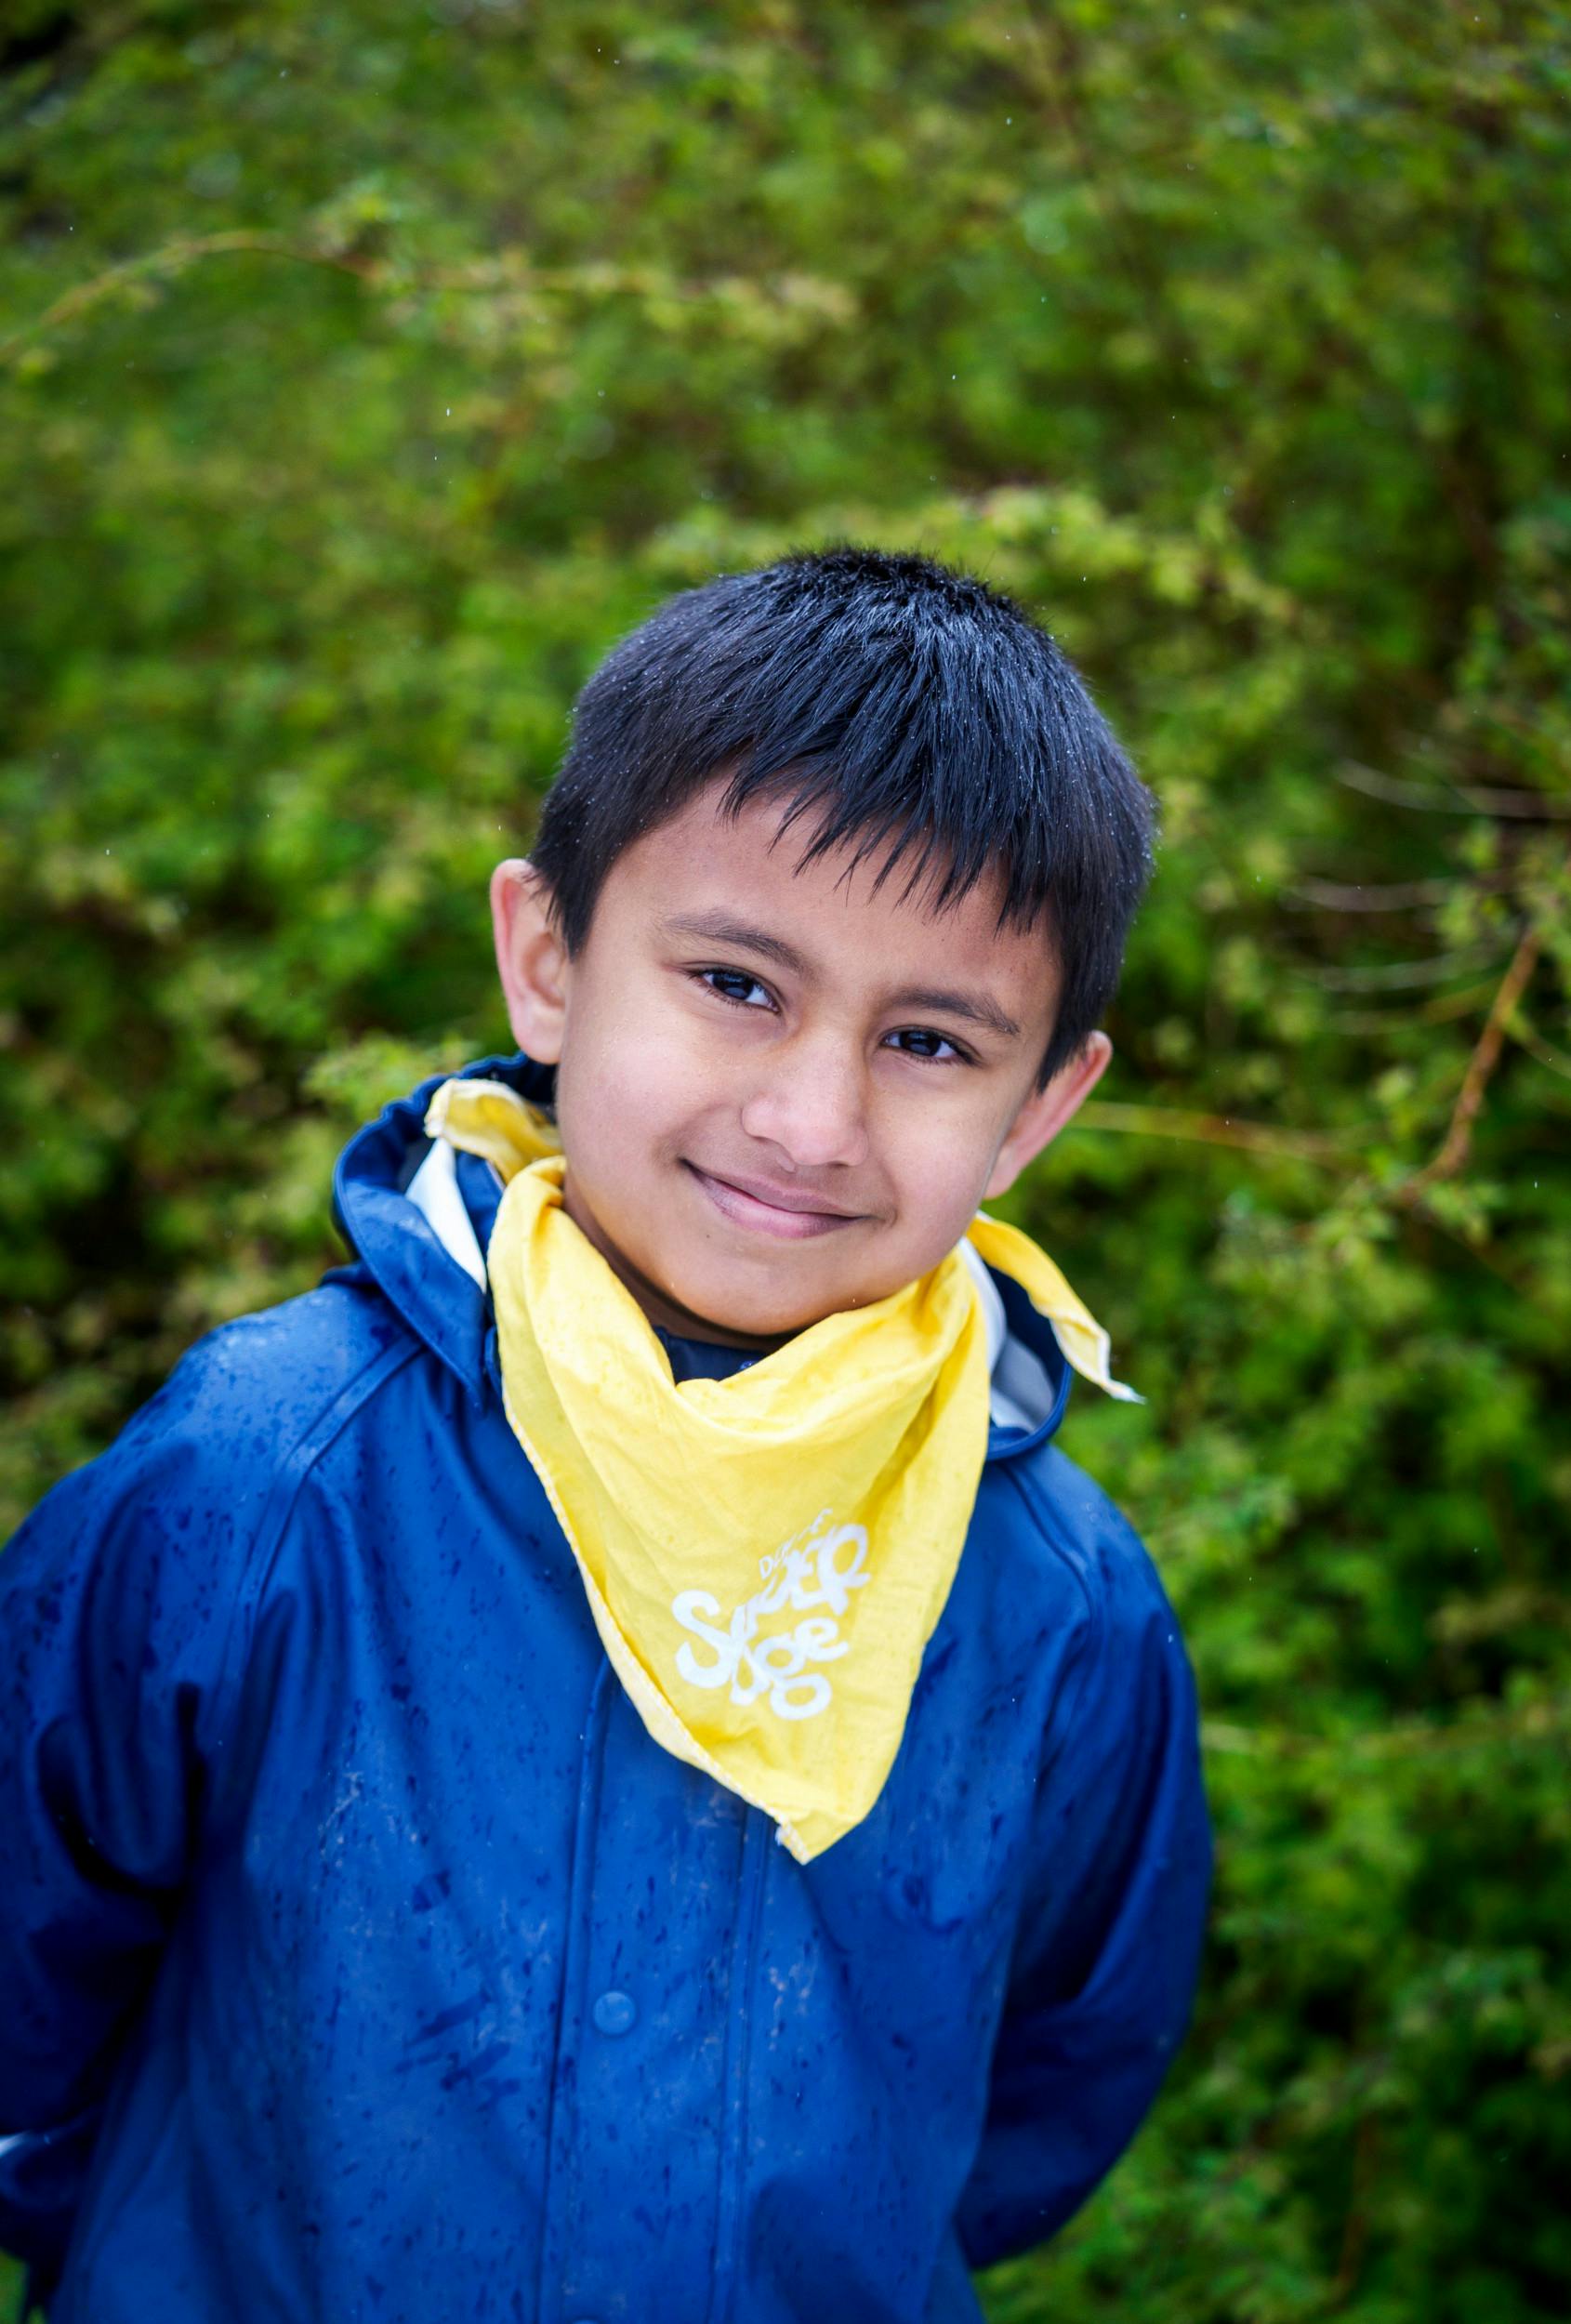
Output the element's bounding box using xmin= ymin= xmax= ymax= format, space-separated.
xmin=1407 ymin=913 xmax=1547 ymax=1191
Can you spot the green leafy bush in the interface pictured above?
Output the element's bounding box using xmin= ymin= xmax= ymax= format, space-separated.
xmin=3 ymin=5 xmax=1567 ymax=2317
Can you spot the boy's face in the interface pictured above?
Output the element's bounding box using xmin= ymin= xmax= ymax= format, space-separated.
xmin=492 ymin=783 xmax=1109 ymax=1345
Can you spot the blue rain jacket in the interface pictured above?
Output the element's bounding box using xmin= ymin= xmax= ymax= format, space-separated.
xmin=1 ymin=1054 xmax=1209 ymax=2323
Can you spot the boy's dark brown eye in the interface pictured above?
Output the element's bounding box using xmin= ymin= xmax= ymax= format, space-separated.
xmin=889 ymin=1027 xmax=969 ymax=1063
xmin=701 ymin=967 xmax=772 ymax=1009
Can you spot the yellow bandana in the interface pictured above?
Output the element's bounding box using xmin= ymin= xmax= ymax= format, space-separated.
xmin=427 ymin=1076 xmax=1135 ymax=1862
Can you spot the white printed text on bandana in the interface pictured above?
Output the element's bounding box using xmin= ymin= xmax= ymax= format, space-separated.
xmin=671 ymin=1509 xmax=870 ymax=1721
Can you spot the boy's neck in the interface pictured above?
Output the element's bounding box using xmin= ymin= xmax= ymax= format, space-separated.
xmin=559 ymin=1168 xmax=793 ymax=1353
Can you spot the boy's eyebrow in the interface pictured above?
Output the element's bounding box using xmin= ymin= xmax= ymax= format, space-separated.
xmin=663 ymin=912 xmax=810 ymax=976
xmin=884 ymin=984 xmax=1023 ymax=1042
xmin=661 ymin=912 xmax=1023 ymax=1041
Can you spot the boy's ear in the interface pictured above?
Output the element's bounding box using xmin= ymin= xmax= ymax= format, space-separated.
xmin=491 ymin=858 xmax=571 ymax=1064
xmin=984 ymin=1032 xmax=1111 ymax=1200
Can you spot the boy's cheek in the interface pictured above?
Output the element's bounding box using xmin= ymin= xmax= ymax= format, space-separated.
xmin=558 ymin=995 xmax=739 ymax=1163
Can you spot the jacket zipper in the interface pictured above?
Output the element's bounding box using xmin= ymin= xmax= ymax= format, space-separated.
xmin=535 ymin=1657 xmax=614 ymax=2324
xmin=707 ymin=1804 xmax=770 ymax=2324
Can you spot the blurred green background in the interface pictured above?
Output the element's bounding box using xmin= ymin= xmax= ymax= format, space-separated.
xmin=3 ymin=3 xmax=1569 ymax=2317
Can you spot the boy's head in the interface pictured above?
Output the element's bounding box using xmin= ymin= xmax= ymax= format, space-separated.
xmin=492 ymin=548 xmax=1153 ymax=1345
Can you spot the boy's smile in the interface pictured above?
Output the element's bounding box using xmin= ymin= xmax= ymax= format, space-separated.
xmin=492 ymin=782 xmax=1109 ymax=1346
xmin=683 ymin=1158 xmax=863 ymax=1239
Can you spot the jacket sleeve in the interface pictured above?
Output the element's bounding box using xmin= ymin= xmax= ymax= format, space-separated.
xmin=957 ymin=1491 xmax=1211 ymax=2271
xmin=0 ymin=1340 xmax=272 ymax=2277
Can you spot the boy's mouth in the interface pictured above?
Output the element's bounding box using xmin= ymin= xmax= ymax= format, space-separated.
xmin=683 ymin=1162 xmax=862 ymax=1241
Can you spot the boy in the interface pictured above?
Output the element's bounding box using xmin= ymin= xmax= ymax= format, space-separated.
xmin=0 ymin=548 xmax=1208 ymax=2321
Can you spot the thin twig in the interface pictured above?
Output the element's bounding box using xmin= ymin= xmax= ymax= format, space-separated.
xmin=0 ymin=231 xmax=380 ymax=362
xmin=1338 ymin=759 xmax=1571 ymax=820
xmin=1308 ymin=944 xmax=1503 ymax=994
xmin=1077 ymin=1102 xmax=1351 ymax=1165
xmin=1286 ymin=874 xmax=1463 ymax=912
xmin=1508 ymin=1013 xmax=1571 ymax=1085
xmin=1331 ymin=2111 xmax=1380 ymax=2307
xmin=1330 ymin=977 xmax=1503 ymax=1036
xmin=1415 ymin=976 xmax=1517 ymax=1025
xmin=1408 ymin=914 xmax=1548 ymax=1190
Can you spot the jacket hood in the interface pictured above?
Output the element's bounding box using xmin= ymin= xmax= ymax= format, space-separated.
xmin=330 ymin=1050 xmax=1072 ymax=1458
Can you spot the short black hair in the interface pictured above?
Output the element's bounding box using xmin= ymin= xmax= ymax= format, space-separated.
xmin=532 ymin=546 xmax=1155 ymax=1082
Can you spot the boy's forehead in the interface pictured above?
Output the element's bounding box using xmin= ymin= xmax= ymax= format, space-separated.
xmin=601 ymin=782 xmax=1060 ymax=1018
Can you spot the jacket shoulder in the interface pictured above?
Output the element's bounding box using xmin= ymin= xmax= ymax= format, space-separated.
xmin=101 ymin=1273 xmax=415 ymax=1489
xmin=3 ymin=1275 xmax=421 ymax=1694
xmin=143 ymin=1272 xmax=418 ymax=1471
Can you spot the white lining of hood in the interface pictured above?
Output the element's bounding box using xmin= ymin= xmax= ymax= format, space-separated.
xmin=407 ymin=1136 xmax=489 ymax=1290
xmin=405 ymin=1137 xmax=1054 ymax=1433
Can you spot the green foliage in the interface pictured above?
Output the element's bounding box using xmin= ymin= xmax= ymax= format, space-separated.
xmin=2 ymin=4 xmax=1568 ymax=2317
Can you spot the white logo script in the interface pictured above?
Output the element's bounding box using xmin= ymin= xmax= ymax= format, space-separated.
xmin=671 ymin=1508 xmax=870 ymax=1721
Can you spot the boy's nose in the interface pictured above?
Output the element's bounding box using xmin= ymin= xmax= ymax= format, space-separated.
xmin=737 ymin=1040 xmax=870 ymax=1172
